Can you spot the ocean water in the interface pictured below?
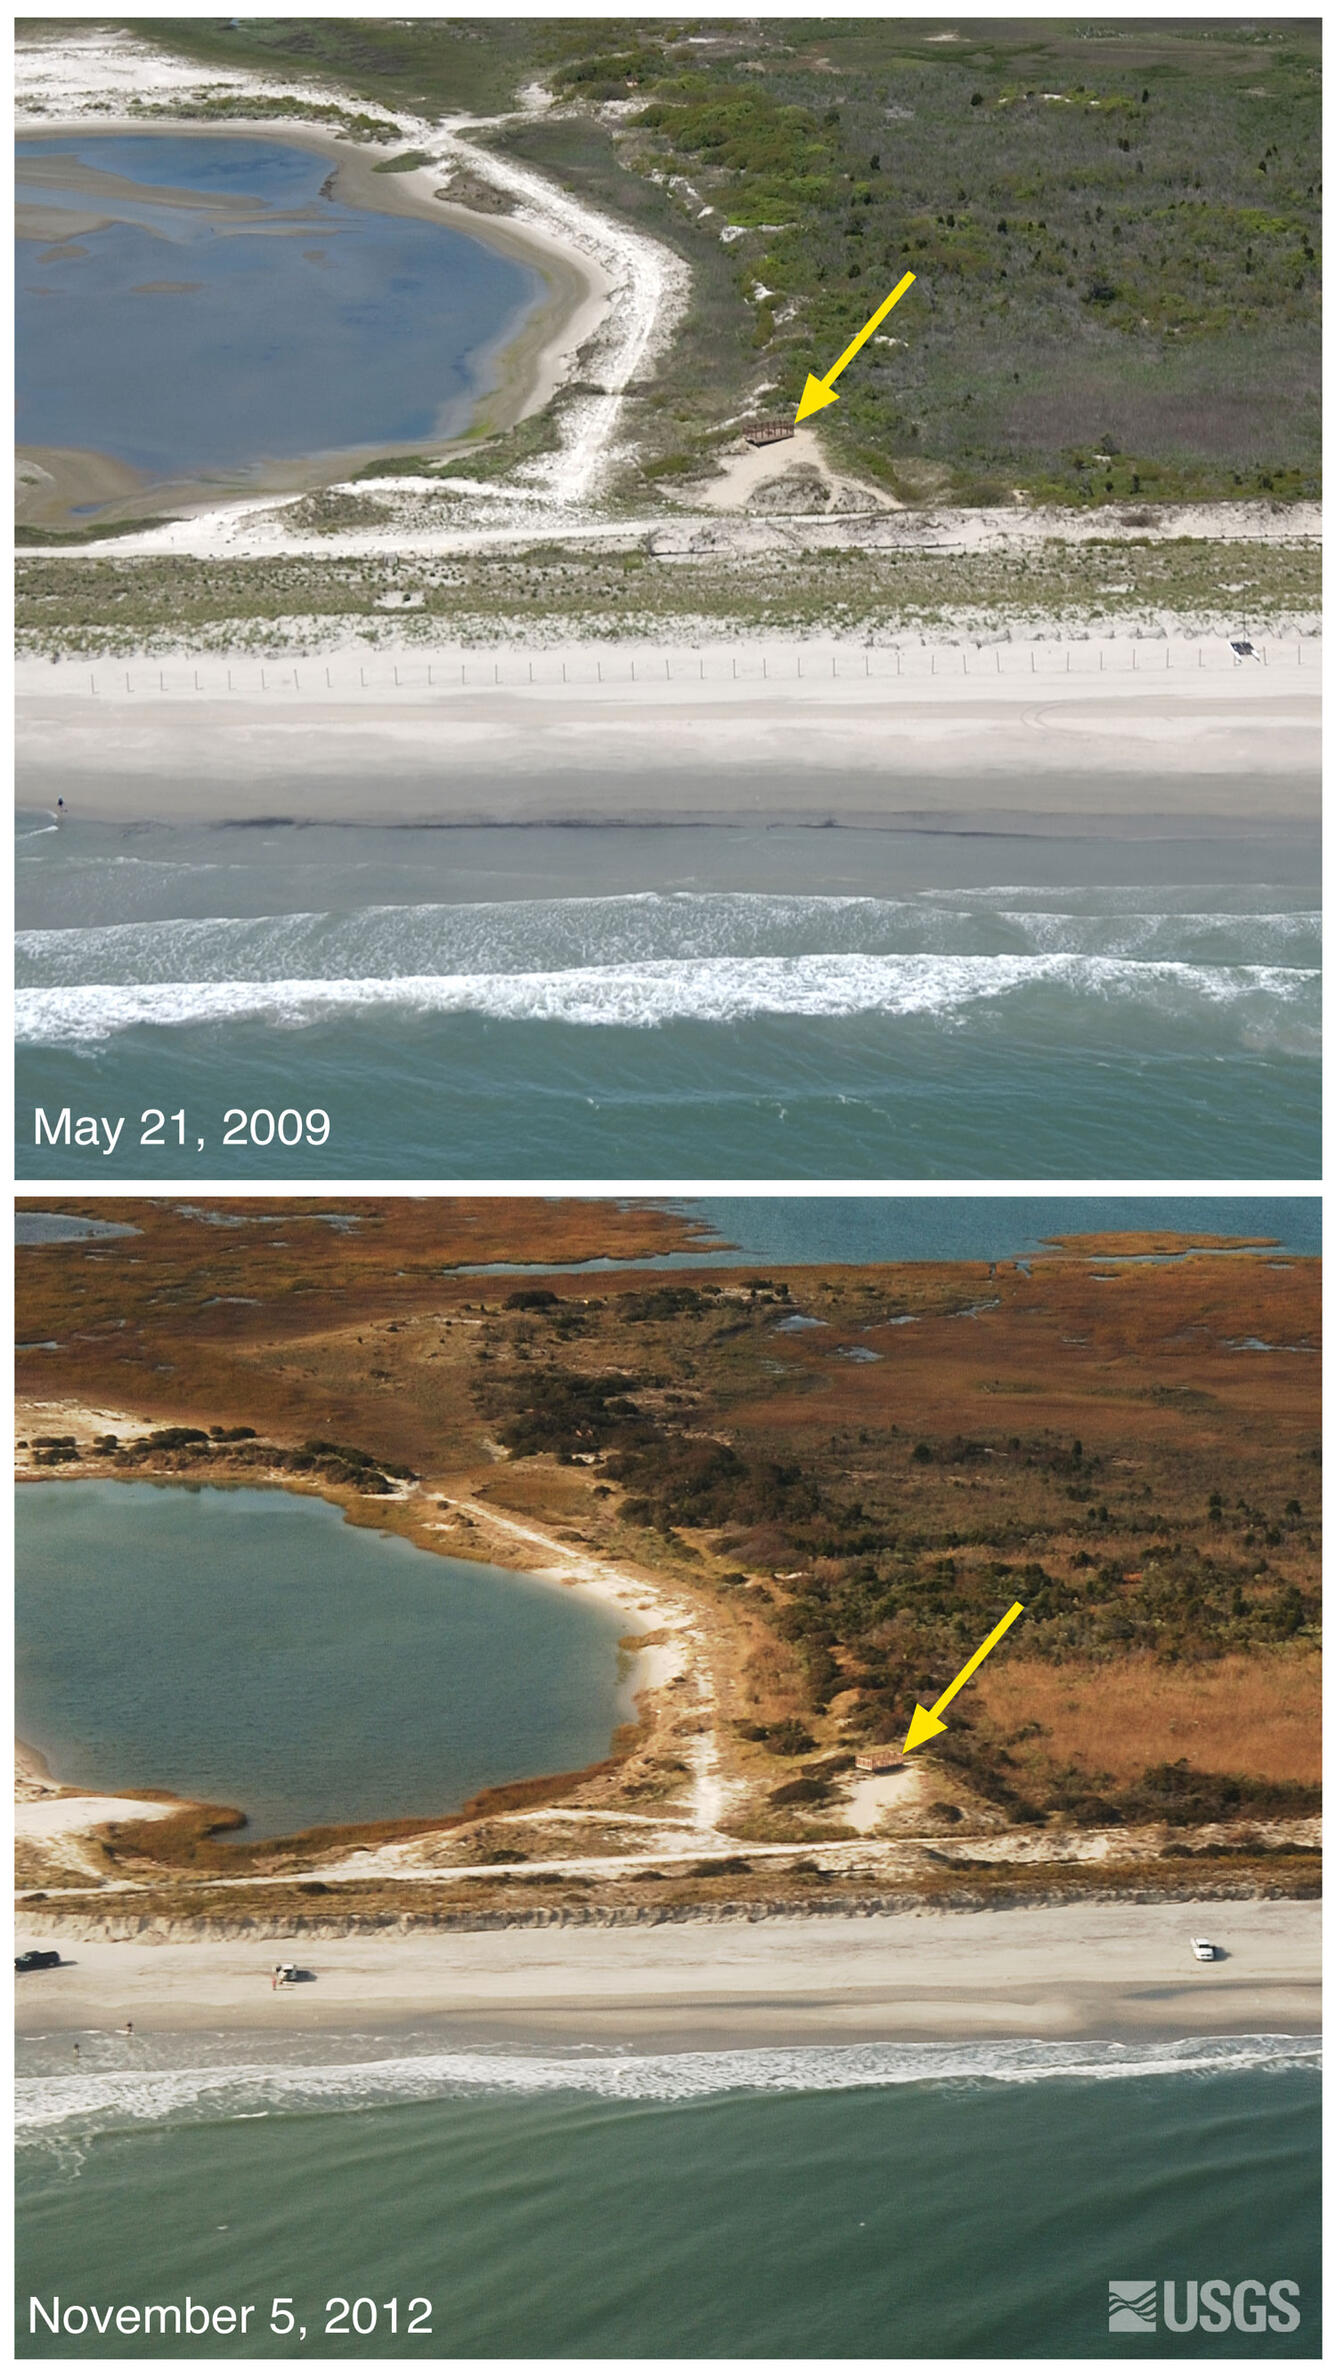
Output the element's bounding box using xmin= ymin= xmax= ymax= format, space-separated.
xmin=16 ymin=134 xmax=543 ymax=477
xmin=14 ymin=823 xmax=1320 ymax=1179
xmin=14 ymin=1195 xmax=1319 ymax=1266
xmin=542 ymin=1194 xmax=1323 ymax=1269
xmin=14 ymin=2035 xmax=1321 ymax=2357
xmin=16 ymin=1482 xmax=629 ymax=1838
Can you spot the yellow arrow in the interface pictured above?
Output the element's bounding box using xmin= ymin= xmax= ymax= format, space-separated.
xmin=795 ymin=270 xmax=916 ymax=422
xmin=902 ymin=1601 xmax=1025 ymax=1753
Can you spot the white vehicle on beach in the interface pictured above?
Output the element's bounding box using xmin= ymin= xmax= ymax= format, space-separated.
xmin=1190 ymin=1938 xmax=1219 ymax=1962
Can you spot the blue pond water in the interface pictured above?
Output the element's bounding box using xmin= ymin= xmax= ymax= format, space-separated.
xmin=16 ymin=1481 xmax=629 ymax=1838
xmin=16 ymin=133 xmax=544 ymax=477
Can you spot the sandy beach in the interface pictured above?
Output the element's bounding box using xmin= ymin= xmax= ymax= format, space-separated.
xmin=14 ymin=1900 xmax=1319 ymax=2047
xmin=16 ymin=637 xmax=1319 ymax=832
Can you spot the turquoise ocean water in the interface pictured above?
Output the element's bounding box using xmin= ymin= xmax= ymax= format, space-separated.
xmin=15 ymin=823 xmax=1320 ymax=1179
xmin=15 ymin=2043 xmax=1320 ymax=2357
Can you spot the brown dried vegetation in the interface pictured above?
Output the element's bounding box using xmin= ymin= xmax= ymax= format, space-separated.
xmin=17 ymin=1204 xmax=1321 ymax=1871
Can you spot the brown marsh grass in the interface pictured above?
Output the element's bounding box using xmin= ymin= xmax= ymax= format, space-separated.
xmin=979 ymin=1651 xmax=1321 ymax=1789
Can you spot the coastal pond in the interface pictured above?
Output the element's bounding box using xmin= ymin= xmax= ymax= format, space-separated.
xmin=16 ymin=1480 xmax=632 ymax=1838
xmin=16 ymin=132 xmax=546 ymax=496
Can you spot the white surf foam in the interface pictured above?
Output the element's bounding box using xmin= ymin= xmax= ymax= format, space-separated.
xmin=13 ymin=955 xmax=1319 ymax=1045
xmin=16 ymin=2032 xmax=1320 ymax=2139
xmin=16 ymin=890 xmax=1320 ymax=989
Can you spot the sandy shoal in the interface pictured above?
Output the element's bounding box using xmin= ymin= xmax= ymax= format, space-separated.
xmin=16 ymin=1794 xmax=177 ymax=1838
xmin=14 ymin=1900 xmax=1319 ymax=2047
xmin=16 ymin=641 xmax=1320 ymax=832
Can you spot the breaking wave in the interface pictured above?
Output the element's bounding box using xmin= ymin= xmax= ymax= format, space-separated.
xmin=15 ymin=889 xmax=1323 ymax=986
xmin=16 ymin=2033 xmax=1321 ymax=2143
xmin=13 ymin=954 xmax=1319 ymax=1047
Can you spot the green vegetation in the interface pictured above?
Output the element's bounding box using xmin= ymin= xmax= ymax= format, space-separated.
xmin=14 ymin=533 xmax=1319 ymax=659
xmin=372 ymin=149 xmax=434 ymax=173
xmin=118 ymin=17 xmax=1320 ymax=503
xmin=15 ymin=517 xmax=181 ymax=548
xmin=120 ymin=92 xmax=399 ymax=142
xmin=113 ymin=14 xmax=554 ymax=118
xmin=545 ymin=18 xmax=1321 ymax=500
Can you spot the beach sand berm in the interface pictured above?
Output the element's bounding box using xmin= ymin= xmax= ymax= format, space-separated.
xmin=15 ymin=1900 xmax=1319 ymax=2048
xmin=18 ymin=637 xmax=1319 ymax=832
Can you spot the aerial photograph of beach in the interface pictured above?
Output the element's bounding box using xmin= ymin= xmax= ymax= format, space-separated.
xmin=15 ymin=1193 xmax=1320 ymax=2356
xmin=15 ymin=15 xmax=1321 ymax=1178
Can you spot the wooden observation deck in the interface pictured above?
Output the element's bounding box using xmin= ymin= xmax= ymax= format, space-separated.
xmin=742 ymin=417 xmax=796 ymax=448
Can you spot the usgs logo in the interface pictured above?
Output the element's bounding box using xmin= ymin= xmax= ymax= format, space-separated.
xmin=1108 ymin=2279 xmax=1301 ymax=2335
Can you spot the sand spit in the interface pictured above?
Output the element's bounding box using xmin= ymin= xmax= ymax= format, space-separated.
xmin=13 ymin=1900 xmax=1320 ymax=2046
xmin=18 ymin=636 xmax=1320 ymax=831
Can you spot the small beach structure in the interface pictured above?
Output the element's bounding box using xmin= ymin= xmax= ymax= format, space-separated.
xmin=742 ymin=417 xmax=796 ymax=448
xmin=855 ymin=1747 xmax=906 ymax=1774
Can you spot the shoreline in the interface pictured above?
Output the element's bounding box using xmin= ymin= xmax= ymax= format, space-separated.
xmin=16 ymin=636 xmax=1320 ymax=831
xmin=14 ymin=1407 xmax=717 ymax=1854
xmin=14 ymin=1901 xmax=1321 ymax=2046
xmin=16 ymin=118 xmax=613 ymax=527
